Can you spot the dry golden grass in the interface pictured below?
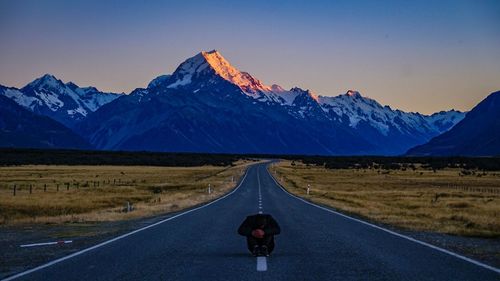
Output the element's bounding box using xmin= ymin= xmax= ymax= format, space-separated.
xmin=0 ymin=160 xmax=256 ymax=225
xmin=272 ymin=161 xmax=500 ymax=237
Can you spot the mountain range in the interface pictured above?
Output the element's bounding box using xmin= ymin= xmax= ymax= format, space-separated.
xmin=407 ymin=91 xmax=500 ymax=156
xmin=2 ymin=49 xmax=494 ymax=156
xmin=0 ymin=75 xmax=122 ymax=128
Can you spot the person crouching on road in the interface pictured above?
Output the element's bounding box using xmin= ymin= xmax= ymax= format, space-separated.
xmin=238 ymin=214 xmax=281 ymax=256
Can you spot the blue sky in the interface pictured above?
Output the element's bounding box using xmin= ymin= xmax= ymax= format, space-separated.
xmin=1 ymin=0 xmax=499 ymax=113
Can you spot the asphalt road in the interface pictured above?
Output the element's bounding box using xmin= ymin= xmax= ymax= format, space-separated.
xmin=4 ymin=162 xmax=499 ymax=280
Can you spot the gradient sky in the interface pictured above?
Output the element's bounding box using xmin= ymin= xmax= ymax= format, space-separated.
xmin=1 ymin=0 xmax=499 ymax=114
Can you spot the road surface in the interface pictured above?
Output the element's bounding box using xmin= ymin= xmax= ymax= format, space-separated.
xmin=4 ymin=162 xmax=499 ymax=280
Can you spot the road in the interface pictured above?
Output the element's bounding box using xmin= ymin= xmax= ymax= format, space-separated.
xmin=4 ymin=162 xmax=499 ymax=280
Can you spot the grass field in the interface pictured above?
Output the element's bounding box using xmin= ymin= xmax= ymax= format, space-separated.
xmin=0 ymin=161 xmax=255 ymax=225
xmin=272 ymin=161 xmax=500 ymax=237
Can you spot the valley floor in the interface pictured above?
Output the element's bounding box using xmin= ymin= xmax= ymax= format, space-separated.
xmin=0 ymin=161 xmax=255 ymax=278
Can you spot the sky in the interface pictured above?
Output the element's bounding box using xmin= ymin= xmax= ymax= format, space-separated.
xmin=1 ymin=0 xmax=499 ymax=114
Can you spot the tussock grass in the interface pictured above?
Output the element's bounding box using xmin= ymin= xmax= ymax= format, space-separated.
xmin=0 ymin=161 xmax=255 ymax=225
xmin=272 ymin=161 xmax=500 ymax=237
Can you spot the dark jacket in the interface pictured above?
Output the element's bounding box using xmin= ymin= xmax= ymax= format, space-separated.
xmin=238 ymin=214 xmax=281 ymax=237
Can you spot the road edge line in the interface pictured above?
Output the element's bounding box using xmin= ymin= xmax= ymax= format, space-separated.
xmin=2 ymin=164 xmax=253 ymax=281
xmin=266 ymin=164 xmax=500 ymax=274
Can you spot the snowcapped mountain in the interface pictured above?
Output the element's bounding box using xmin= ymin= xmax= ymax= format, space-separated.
xmin=317 ymin=90 xmax=464 ymax=137
xmin=0 ymin=74 xmax=123 ymax=127
xmin=407 ymin=91 xmax=500 ymax=156
xmin=167 ymin=50 xmax=273 ymax=94
xmin=0 ymin=50 xmax=468 ymax=154
xmin=76 ymin=50 xmax=464 ymax=155
xmin=147 ymin=50 xmax=465 ymax=153
xmin=147 ymin=74 xmax=171 ymax=89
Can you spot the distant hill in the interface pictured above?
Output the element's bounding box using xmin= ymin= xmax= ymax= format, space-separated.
xmin=0 ymin=95 xmax=90 ymax=149
xmin=406 ymin=91 xmax=500 ymax=156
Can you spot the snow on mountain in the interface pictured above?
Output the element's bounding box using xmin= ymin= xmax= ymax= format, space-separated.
xmin=147 ymin=75 xmax=171 ymax=89
xmin=167 ymin=50 xmax=272 ymax=93
xmin=0 ymin=74 xmax=123 ymax=127
xmin=0 ymin=85 xmax=38 ymax=109
xmin=424 ymin=110 xmax=464 ymax=134
xmin=0 ymin=50 xmax=468 ymax=155
xmin=68 ymin=83 xmax=122 ymax=112
xmin=166 ymin=50 xmax=285 ymax=102
xmin=317 ymin=90 xmax=464 ymax=137
xmin=407 ymin=91 xmax=500 ymax=156
xmin=162 ymin=50 xmax=464 ymax=146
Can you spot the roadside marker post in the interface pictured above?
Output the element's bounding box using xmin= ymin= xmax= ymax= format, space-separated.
xmin=307 ymin=184 xmax=310 ymax=195
xmin=208 ymin=184 xmax=211 ymax=194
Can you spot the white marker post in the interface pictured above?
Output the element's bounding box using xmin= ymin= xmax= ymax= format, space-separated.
xmin=208 ymin=184 xmax=211 ymax=194
xmin=307 ymin=184 xmax=310 ymax=195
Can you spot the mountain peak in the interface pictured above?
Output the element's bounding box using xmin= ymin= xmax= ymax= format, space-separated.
xmin=66 ymin=81 xmax=79 ymax=90
xmin=200 ymin=50 xmax=272 ymax=93
xmin=148 ymin=74 xmax=171 ymax=89
xmin=346 ymin=90 xmax=361 ymax=98
xmin=41 ymin=73 xmax=57 ymax=80
xmin=168 ymin=50 xmax=272 ymax=94
xmin=24 ymin=73 xmax=64 ymax=90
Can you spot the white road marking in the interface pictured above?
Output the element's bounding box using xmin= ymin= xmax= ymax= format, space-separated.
xmin=267 ymin=165 xmax=500 ymax=274
xmin=2 ymin=166 xmax=252 ymax=281
xmin=256 ymin=256 xmax=267 ymax=271
xmin=257 ymin=167 xmax=263 ymax=213
xmin=20 ymin=241 xmax=72 ymax=248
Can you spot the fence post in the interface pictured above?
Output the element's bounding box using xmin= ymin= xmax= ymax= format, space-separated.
xmin=44 ymin=184 xmax=47 ymax=192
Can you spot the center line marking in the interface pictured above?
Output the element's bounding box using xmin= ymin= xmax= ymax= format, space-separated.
xmin=256 ymin=257 xmax=267 ymax=271
xmin=257 ymin=167 xmax=264 ymax=213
